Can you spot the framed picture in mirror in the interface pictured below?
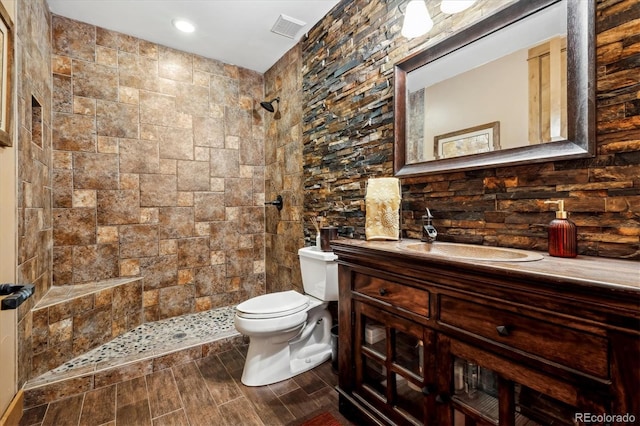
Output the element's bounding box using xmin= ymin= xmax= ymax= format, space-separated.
xmin=434 ymin=121 xmax=500 ymax=160
xmin=0 ymin=1 xmax=12 ymax=148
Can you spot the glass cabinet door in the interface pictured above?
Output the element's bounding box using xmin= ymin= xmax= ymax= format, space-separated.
xmin=354 ymin=301 xmax=435 ymax=425
xmin=451 ymin=356 xmax=500 ymax=425
xmin=443 ymin=336 xmax=609 ymax=426
xmin=514 ymin=383 xmax=580 ymax=425
xmin=451 ymin=357 xmax=579 ymax=425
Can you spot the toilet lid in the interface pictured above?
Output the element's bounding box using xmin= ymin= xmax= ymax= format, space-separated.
xmin=236 ymin=290 xmax=309 ymax=319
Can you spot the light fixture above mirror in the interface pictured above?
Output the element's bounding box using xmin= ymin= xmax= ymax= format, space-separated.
xmin=401 ymin=1 xmax=433 ymax=38
xmin=401 ymin=0 xmax=477 ymax=38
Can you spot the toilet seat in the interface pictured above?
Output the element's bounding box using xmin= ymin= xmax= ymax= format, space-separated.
xmin=236 ymin=290 xmax=309 ymax=319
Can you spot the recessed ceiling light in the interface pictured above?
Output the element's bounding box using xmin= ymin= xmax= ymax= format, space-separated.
xmin=172 ymin=19 xmax=195 ymax=33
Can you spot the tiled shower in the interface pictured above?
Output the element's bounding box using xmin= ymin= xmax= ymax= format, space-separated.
xmin=16 ymin=1 xmax=279 ymax=390
xmin=50 ymin=15 xmax=266 ymax=322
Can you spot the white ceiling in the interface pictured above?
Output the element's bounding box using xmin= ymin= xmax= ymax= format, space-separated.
xmin=46 ymin=0 xmax=341 ymax=73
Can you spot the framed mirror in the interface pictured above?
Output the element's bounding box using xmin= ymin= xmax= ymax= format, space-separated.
xmin=394 ymin=0 xmax=595 ymax=177
xmin=0 ymin=1 xmax=12 ymax=148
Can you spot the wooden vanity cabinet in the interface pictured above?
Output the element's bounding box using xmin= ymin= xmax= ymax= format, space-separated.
xmin=333 ymin=241 xmax=639 ymax=426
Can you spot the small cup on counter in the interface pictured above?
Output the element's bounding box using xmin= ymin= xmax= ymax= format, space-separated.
xmin=320 ymin=226 xmax=339 ymax=251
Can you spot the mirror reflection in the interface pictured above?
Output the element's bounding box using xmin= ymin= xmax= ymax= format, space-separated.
xmin=406 ymin=0 xmax=567 ymax=164
xmin=393 ymin=0 xmax=594 ymax=177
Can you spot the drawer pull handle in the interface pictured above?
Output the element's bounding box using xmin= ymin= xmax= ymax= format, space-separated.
xmin=496 ymin=325 xmax=510 ymax=336
xmin=379 ymin=288 xmax=387 ymax=296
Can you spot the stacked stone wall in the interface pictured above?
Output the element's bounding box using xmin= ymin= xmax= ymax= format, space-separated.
xmin=301 ymin=0 xmax=639 ymax=258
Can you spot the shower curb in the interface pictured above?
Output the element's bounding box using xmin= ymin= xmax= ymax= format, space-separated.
xmin=22 ymin=332 xmax=245 ymax=409
xmin=31 ymin=278 xmax=145 ymax=379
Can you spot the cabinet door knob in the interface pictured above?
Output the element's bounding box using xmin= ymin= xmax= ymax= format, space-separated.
xmin=421 ymin=384 xmax=435 ymax=395
xmin=435 ymin=394 xmax=449 ymax=404
xmin=379 ymin=288 xmax=387 ymax=296
xmin=496 ymin=325 xmax=510 ymax=336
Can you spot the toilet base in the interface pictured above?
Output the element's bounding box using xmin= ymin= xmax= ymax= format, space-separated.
xmin=240 ymin=306 xmax=332 ymax=386
xmin=289 ymin=343 xmax=332 ymax=376
xmin=241 ymin=341 xmax=331 ymax=387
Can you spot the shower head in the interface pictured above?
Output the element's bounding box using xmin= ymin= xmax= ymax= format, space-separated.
xmin=260 ymin=97 xmax=280 ymax=113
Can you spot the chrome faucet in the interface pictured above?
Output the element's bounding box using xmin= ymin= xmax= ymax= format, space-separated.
xmin=421 ymin=208 xmax=437 ymax=243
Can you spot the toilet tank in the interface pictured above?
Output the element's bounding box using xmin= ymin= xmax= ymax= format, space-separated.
xmin=298 ymin=246 xmax=338 ymax=301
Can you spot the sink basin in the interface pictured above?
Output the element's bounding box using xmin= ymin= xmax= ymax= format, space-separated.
xmin=402 ymin=242 xmax=544 ymax=262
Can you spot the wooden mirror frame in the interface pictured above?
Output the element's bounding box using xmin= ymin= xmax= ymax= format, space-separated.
xmin=393 ymin=0 xmax=595 ymax=177
xmin=0 ymin=1 xmax=12 ymax=148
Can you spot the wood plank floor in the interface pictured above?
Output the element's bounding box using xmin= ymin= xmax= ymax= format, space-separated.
xmin=19 ymin=346 xmax=353 ymax=426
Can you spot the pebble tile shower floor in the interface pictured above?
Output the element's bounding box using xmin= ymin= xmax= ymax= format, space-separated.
xmin=26 ymin=306 xmax=239 ymax=389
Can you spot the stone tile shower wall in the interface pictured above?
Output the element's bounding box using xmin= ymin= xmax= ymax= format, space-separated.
xmin=16 ymin=0 xmax=54 ymax=387
xmin=264 ymin=45 xmax=306 ymax=294
xmin=301 ymin=0 xmax=639 ymax=259
xmin=50 ymin=15 xmax=266 ymax=322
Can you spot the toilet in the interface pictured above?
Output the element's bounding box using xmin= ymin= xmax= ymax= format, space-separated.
xmin=234 ymin=246 xmax=338 ymax=386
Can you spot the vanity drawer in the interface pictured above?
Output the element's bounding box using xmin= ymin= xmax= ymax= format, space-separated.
xmin=353 ymin=274 xmax=429 ymax=318
xmin=438 ymin=295 xmax=608 ymax=379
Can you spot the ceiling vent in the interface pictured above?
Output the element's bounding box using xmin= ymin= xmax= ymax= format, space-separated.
xmin=271 ymin=14 xmax=307 ymax=39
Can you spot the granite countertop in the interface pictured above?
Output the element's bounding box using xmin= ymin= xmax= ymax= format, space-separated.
xmin=331 ymin=238 xmax=640 ymax=292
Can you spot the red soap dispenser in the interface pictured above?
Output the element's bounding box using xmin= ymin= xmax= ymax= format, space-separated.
xmin=544 ymin=200 xmax=577 ymax=258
